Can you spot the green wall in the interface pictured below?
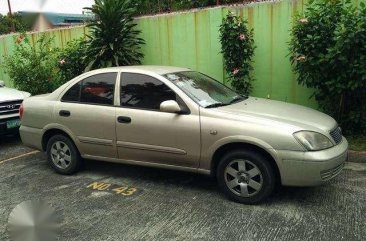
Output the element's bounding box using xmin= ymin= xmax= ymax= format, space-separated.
xmin=0 ymin=26 xmax=88 ymax=87
xmin=138 ymin=0 xmax=317 ymax=107
xmin=0 ymin=0 xmax=318 ymax=108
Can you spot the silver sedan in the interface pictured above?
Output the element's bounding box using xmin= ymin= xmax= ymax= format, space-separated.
xmin=19 ymin=66 xmax=348 ymax=204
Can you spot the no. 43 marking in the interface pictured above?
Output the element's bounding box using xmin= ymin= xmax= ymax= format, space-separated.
xmin=87 ymin=182 xmax=139 ymax=196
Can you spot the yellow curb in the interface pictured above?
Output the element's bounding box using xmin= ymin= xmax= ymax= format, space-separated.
xmin=0 ymin=150 xmax=40 ymax=164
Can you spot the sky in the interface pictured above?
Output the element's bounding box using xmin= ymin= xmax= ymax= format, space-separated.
xmin=0 ymin=0 xmax=95 ymax=15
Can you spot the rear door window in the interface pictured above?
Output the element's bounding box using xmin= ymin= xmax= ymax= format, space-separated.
xmin=61 ymin=82 xmax=80 ymax=102
xmin=62 ymin=73 xmax=117 ymax=106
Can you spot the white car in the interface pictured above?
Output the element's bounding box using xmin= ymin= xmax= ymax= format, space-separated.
xmin=0 ymin=80 xmax=30 ymax=135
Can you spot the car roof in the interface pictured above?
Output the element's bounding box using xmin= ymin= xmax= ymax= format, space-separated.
xmin=99 ymin=65 xmax=191 ymax=75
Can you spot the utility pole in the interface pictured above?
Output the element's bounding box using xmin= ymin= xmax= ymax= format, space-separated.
xmin=7 ymin=0 xmax=16 ymax=32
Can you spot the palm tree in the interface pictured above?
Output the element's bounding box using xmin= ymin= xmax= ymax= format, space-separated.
xmin=84 ymin=0 xmax=145 ymax=70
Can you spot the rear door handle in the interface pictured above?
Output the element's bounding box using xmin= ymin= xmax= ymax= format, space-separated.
xmin=117 ymin=116 xmax=131 ymax=124
xmin=59 ymin=110 xmax=71 ymax=117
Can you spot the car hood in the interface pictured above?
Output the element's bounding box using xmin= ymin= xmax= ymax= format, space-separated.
xmin=0 ymin=87 xmax=31 ymax=102
xmin=216 ymin=97 xmax=337 ymax=132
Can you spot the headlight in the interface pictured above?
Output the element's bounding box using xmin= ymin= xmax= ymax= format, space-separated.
xmin=293 ymin=131 xmax=334 ymax=151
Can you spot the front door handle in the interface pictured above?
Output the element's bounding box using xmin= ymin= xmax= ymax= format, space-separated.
xmin=117 ymin=116 xmax=131 ymax=124
xmin=59 ymin=110 xmax=70 ymax=117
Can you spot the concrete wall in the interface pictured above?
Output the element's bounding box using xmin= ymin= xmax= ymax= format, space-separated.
xmin=138 ymin=0 xmax=317 ymax=107
xmin=0 ymin=0 xmax=318 ymax=107
xmin=0 ymin=26 xmax=88 ymax=87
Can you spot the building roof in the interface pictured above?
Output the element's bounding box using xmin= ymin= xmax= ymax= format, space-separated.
xmin=19 ymin=11 xmax=93 ymax=26
xmin=43 ymin=12 xmax=93 ymax=26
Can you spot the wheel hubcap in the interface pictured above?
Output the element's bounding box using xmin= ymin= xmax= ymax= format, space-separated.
xmin=238 ymin=172 xmax=250 ymax=183
xmin=50 ymin=141 xmax=72 ymax=169
xmin=224 ymin=159 xmax=263 ymax=197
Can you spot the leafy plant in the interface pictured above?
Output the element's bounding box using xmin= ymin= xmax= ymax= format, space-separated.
xmin=289 ymin=0 xmax=366 ymax=134
xmin=219 ymin=12 xmax=255 ymax=95
xmin=135 ymin=1 xmax=252 ymax=15
xmin=84 ymin=0 xmax=145 ymax=70
xmin=4 ymin=34 xmax=61 ymax=95
xmin=347 ymin=135 xmax=366 ymax=151
xmin=57 ymin=38 xmax=88 ymax=84
xmin=0 ymin=13 xmax=32 ymax=35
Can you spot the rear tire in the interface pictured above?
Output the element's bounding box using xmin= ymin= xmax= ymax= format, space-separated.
xmin=216 ymin=149 xmax=276 ymax=204
xmin=46 ymin=134 xmax=81 ymax=175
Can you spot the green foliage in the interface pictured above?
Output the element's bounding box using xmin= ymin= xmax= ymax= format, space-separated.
xmin=219 ymin=12 xmax=255 ymax=95
xmin=135 ymin=1 xmax=252 ymax=15
xmin=57 ymin=38 xmax=88 ymax=84
xmin=84 ymin=0 xmax=145 ymax=70
xmin=289 ymin=0 xmax=366 ymax=134
xmin=0 ymin=13 xmax=31 ymax=35
xmin=4 ymin=34 xmax=60 ymax=95
xmin=347 ymin=135 xmax=366 ymax=151
xmin=3 ymin=0 xmax=148 ymax=94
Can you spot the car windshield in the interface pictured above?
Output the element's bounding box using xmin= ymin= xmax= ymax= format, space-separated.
xmin=163 ymin=71 xmax=246 ymax=108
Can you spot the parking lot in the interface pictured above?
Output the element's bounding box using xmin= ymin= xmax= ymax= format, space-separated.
xmin=0 ymin=135 xmax=365 ymax=241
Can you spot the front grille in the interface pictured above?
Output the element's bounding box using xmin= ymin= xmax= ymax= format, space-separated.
xmin=320 ymin=163 xmax=344 ymax=180
xmin=0 ymin=100 xmax=22 ymax=116
xmin=330 ymin=126 xmax=343 ymax=145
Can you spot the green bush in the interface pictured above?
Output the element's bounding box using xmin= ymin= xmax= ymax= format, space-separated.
xmin=84 ymin=0 xmax=145 ymax=70
xmin=4 ymin=34 xmax=61 ymax=95
xmin=289 ymin=0 xmax=366 ymax=134
xmin=219 ymin=12 xmax=255 ymax=95
xmin=0 ymin=13 xmax=32 ymax=35
xmin=135 ymin=1 xmax=253 ymax=15
xmin=57 ymin=38 xmax=88 ymax=84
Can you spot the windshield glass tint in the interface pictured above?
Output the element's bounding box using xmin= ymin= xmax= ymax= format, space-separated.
xmin=163 ymin=71 xmax=240 ymax=107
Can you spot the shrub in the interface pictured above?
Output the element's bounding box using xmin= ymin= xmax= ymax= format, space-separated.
xmin=0 ymin=13 xmax=32 ymax=34
xmin=135 ymin=1 xmax=254 ymax=15
xmin=4 ymin=34 xmax=61 ymax=95
xmin=289 ymin=0 xmax=366 ymax=134
xmin=84 ymin=0 xmax=145 ymax=70
xmin=219 ymin=12 xmax=255 ymax=95
xmin=57 ymin=38 xmax=88 ymax=84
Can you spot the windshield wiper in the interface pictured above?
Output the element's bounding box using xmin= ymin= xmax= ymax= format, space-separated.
xmin=229 ymin=96 xmax=246 ymax=104
xmin=205 ymin=96 xmax=247 ymax=108
xmin=205 ymin=103 xmax=229 ymax=108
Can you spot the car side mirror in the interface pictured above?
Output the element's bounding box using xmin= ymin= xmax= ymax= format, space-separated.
xmin=0 ymin=80 xmax=5 ymax=87
xmin=160 ymin=100 xmax=182 ymax=114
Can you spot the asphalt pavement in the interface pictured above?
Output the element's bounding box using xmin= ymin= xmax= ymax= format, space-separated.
xmin=0 ymin=135 xmax=365 ymax=241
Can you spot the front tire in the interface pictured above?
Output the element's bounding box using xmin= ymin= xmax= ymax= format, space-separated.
xmin=46 ymin=134 xmax=81 ymax=175
xmin=216 ymin=150 xmax=276 ymax=204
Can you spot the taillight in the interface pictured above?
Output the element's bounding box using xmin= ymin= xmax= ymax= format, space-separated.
xmin=19 ymin=103 xmax=24 ymax=119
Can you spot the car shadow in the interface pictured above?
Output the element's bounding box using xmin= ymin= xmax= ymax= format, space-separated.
xmin=0 ymin=133 xmax=21 ymax=146
xmin=80 ymin=159 xmax=326 ymax=204
xmin=82 ymin=159 xmax=218 ymax=192
xmin=1 ymin=137 xmax=333 ymax=205
xmin=270 ymin=185 xmax=324 ymax=203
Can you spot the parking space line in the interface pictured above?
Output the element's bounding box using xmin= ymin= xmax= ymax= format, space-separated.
xmin=0 ymin=150 xmax=40 ymax=165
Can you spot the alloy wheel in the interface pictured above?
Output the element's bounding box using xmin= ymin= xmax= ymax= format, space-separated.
xmin=50 ymin=141 xmax=72 ymax=169
xmin=224 ymin=159 xmax=263 ymax=197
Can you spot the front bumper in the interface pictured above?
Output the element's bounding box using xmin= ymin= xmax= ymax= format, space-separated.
xmin=277 ymin=137 xmax=348 ymax=186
